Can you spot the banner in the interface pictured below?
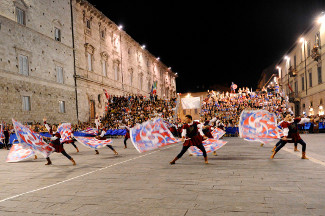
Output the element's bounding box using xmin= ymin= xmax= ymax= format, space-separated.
xmin=239 ymin=110 xmax=283 ymax=144
xmin=12 ymin=119 xmax=54 ymax=158
xmin=181 ymin=97 xmax=201 ymax=109
xmin=74 ymin=136 xmax=112 ymax=149
xmin=6 ymin=143 xmax=34 ymax=162
xmin=103 ymin=89 xmax=110 ymax=100
xmin=151 ymin=81 xmax=157 ymax=95
xmin=189 ymin=139 xmax=228 ymax=156
xmin=130 ymin=118 xmax=180 ymax=153
xmin=57 ymin=123 xmax=72 ymax=143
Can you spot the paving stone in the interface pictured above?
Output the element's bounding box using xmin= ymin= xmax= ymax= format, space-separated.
xmin=0 ymin=135 xmax=325 ymax=215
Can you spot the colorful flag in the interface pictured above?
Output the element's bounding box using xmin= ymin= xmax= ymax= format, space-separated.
xmin=80 ymin=128 xmax=98 ymax=136
xmin=151 ymin=81 xmax=157 ymax=95
xmin=130 ymin=118 xmax=180 ymax=153
xmin=239 ymin=110 xmax=283 ymax=144
xmin=6 ymin=142 xmax=34 ymax=163
xmin=188 ymin=138 xmax=228 ymax=156
xmin=103 ymin=89 xmax=110 ymax=101
xmin=0 ymin=123 xmax=4 ymax=141
xmin=12 ymin=119 xmax=54 ymax=158
xmin=231 ymin=82 xmax=238 ymax=91
xmin=57 ymin=123 xmax=72 ymax=143
xmin=73 ymin=136 xmax=112 ymax=149
xmin=211 ymin=128 xmax=226 ymax=140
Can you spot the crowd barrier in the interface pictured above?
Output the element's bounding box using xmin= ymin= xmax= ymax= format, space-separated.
xmin=225 ymin=127 xmax=239 ymax=136
xmin=299 ymin=122 xmax=325 ymax=130
xmin=1 ymin=129 xmax=127 ymax=145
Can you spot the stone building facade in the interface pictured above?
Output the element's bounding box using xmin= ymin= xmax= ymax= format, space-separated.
xmin=276 ymin=16 xmax=325 ymax=116
xmin=72 ymin=0 xmax=177 ymax=122
xmin=0 ymin=0 xmax=177 ymax=123
xmin=0 ymin=0 xmax=77 ymax=123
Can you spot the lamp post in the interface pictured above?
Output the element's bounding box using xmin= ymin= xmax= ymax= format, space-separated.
xmin=118 ymin=25 xmax=124 ymax=91
xmin=300 ymin=38 xmax=308 ymax=96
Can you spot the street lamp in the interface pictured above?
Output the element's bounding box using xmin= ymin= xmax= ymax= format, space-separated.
xmin=317 ymin=12 xmax=325 ymax=24
xmin=300 ymin=37 xmax=308 ymax=95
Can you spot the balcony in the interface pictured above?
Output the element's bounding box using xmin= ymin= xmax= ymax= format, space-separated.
xmin=288 ymin=66 xmax=297 ymax=77
xmin=311 ymin=45 xmax=321 ymax=62
xmin=289 ymin=92 xmax=300 ymax=103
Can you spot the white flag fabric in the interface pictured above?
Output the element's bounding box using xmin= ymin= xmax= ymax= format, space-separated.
xmin=181 ymin=97 xmax=201 ymax=109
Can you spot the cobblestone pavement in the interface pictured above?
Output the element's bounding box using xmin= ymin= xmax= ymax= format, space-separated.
xmin=0 ymin=134 xmax=325 ymax=216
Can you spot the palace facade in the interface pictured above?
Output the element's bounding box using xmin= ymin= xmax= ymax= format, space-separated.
xmin=0 ymin=0 xmax=177 ymax=123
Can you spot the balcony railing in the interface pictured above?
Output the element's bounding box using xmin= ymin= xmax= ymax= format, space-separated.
xmin=288 ymin=66 xmax=297 ymax=77
xmin=311 ymin=45 xmax=321 ymax=62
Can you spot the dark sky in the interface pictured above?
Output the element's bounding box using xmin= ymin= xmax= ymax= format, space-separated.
xmin=87 ymin=0 xmax=325 ymax=93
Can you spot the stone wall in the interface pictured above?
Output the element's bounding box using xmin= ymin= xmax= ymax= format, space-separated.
xmin=0 ymin=0 xmax=77 ymax=123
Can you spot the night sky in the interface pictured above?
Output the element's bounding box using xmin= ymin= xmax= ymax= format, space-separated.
xmin=87 ymin=0 xmax=325 ymax=93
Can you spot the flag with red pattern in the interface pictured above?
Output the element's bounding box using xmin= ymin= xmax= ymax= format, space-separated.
xmin=239 ymin=109 xmax=283 ymax=144
xmin=57 ymin=123 xmax=72 ymax=143
xmin=0 ymin=123 xmax=4 ymax=141
xmin=211 ymin=128 xmax=226 ymax=140
xmin=130 ymin=118 xmax=180 ymax=153
xmin=12 ymin=119 xmax=54 ymax=158
xmin=73 ymin=136 xmax=112 ymax=149
xmin=189 ymin=138 xmax=228 ymax=156
xmin=6 ymin=142 xmax=34 ymax=162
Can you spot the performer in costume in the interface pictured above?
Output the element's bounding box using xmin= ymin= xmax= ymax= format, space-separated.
xmin=271 ymin=114 xmax=311 ymax=159
xmin=43 ymin=119 xmax=76 ymax=165
xmin=272 ymin=118 xmax=299 ymax=152
xmin=122 ymin=123 xmax=133 ymax=149
xmin=170 ymin=115 xmax=208 ymax=165
xmin=3 ymin=126 xmax=10 ymax=150
xmin=94 ymin=123 xmax=118 ymax=155
xmin=202 ymin=116 xmax=219 ymax=156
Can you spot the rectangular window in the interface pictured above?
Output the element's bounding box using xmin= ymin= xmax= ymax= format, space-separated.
xmin=301 ymin=76 xmax=305 ymax=91
xmin=102 ymin=61 xmax=107 ymax=76
xmin=22 ymin=96 xmax=31 ymax=111
xmin=316 ymin=32 xmax=321 ymax=47
xmin=318 ymin=66 xmax=322 ymax=84
xmin=86 ymin=19 xmax=91 ymax=29
xmin=87 ymin=53 xmax=92 ymax=71
xmin=100 ymin=30 xmax=105 ymax=39
xmin=309 ymin=70 xmax=313 ymax=87
xmin=59 ymin=101 xmax=65 ymax=113
xmin=19 ymin=55 xmax=29 ymax=76
xmin=307 ymin=41 xmax=311 ymax=57
xmin=54 ymin=28 xmax=61 ymax=42
xmin=139 ymin=75 xmax=143 ymax=90
xmin=56 ymin=66 xmax=63 ymax=84
xmin=114 ymin=64 xmax=119 ymax=81
xmin=16 ymin=7 xmax=25 ymax=25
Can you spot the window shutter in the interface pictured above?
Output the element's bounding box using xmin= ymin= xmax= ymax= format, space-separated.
xmin=22 ymin=56 xmax=28 ymax=75
xmin=19 ymin=55 xmax=23 ymax=74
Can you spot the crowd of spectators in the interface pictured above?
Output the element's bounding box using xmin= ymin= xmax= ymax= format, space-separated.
xmin=201 ymin=87 xmax=325 ymax=134
xmin=99 ymin=94 xmax=177 ymax=129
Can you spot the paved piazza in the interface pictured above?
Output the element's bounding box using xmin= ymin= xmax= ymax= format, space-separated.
xmin=0 ymin=134 xmax=325 ymax=215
